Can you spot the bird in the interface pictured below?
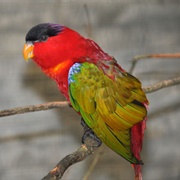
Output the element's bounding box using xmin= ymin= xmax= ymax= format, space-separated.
xmin=23 ymin=23 xmax=149 ymax=180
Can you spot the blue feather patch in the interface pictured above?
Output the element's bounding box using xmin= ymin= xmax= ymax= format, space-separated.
xmin=68 ymin=63 xmax=82 ymax=84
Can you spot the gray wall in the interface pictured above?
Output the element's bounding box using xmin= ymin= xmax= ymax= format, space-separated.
xmin=0 ymin=0 xmax=180 ymax=179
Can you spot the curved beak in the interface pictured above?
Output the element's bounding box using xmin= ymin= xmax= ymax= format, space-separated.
xmin=23 ymin=43 xmax=34 ymax=61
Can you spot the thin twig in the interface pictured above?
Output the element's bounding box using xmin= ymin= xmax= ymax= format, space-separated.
xmin=129 ymin=53 xmax=180 ymax=74
xmin=84 ymin=4 xmax=92 ymax=38
xmin=143 ymin=76 xmax=180 ymax=93
xmin=0 ymin=101 xmax=69 ymax=117
xmin=83 ymin=146 xmax=105 ymax=180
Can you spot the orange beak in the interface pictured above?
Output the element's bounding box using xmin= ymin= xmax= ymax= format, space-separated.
xmin=23 ymin=43 xmax=34 ymax=61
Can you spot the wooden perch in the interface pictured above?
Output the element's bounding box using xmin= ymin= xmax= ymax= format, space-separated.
xmin=42 ymin=137 xmax=99 ymax=180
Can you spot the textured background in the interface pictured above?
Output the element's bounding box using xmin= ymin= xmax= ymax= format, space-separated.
xmin=0 ymin=0 xmax=180 ymax=179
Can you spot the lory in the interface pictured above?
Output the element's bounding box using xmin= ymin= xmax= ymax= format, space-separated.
xmin=23 ymin=23 xmax=148 ymax=180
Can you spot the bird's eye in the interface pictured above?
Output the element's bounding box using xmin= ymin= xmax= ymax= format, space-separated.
xmin=40 ymin=35 xmax=48 ymax=42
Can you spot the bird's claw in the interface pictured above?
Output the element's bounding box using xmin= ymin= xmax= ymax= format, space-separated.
xmin=81 ymin=118 xmax=102 ymax=147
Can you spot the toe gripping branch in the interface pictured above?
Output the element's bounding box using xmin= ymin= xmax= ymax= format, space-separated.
xmin=81 ymin=118 xmax=102 ymax=147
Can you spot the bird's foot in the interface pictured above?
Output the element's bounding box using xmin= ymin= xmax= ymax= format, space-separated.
xmin=81 ymin=118 xmax=102 ymax=147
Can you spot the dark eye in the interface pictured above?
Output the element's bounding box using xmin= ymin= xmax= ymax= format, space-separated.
xmin=40 ymin=35 xmax=48 ymax=42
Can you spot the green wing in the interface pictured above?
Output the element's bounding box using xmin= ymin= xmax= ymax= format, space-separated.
xmin=68 ymin=62 xmax=148 ymax=164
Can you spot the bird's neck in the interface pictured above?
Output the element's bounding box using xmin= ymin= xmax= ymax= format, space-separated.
xmin=42 ymin=59 xmax=74 ymax=101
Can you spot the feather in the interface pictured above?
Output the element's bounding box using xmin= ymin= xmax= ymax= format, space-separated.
xmin=68 ymin=62 xmax=148 ymax=164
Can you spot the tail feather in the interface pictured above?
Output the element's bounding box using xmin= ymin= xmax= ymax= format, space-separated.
xmin=133 ymin=164 xmax=142 ymax=180
xmin=131 ymin=115 xmax=147 ymax=180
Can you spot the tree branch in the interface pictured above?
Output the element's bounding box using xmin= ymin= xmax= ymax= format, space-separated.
xmin=0 ymin=76 xmax=179 ymax=118
xmin=0 ymin=101 xmax=69 ymax=117
xmin=143 ymin=76 xmax=180 ymax=94
xmin=129 ymin=53 xmax=180 ymax=74
xmin=42 ymin=136 xmax=99 ymax=180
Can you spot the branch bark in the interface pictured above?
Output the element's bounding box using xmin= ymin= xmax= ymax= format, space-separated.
xmin=0 ymin=101 xmax=69 ymax=117
xmin=129 ymin=53 xmax=180 ymax=74
xmin=143 ymin=76 xmax=180 ymax=94
xmin=42 ymin=136 xmax=99 ymax=180
xmin=0 ymin=76 xmax=180 ymax=118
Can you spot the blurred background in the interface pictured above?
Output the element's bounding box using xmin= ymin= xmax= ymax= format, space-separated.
xmin=0 ymin=0 xmax=180 ymax=179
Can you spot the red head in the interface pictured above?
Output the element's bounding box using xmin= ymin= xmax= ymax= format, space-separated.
xmin=23 ymin=23 xmax=111 ymax=77
xmin=23 ymin=23 xmax=112 ymax=99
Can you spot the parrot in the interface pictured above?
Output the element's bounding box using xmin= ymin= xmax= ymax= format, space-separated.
xmin=23 ymin=23 xmax=149 ymax=180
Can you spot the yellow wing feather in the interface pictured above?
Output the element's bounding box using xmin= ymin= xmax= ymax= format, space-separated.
xmin=69 ymin=62 xmax=148 ymax=164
